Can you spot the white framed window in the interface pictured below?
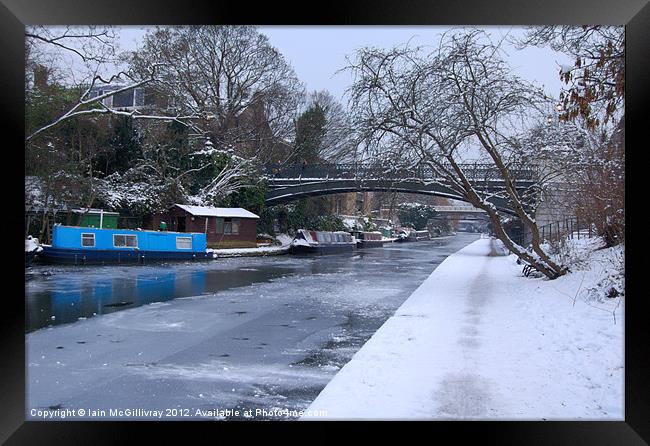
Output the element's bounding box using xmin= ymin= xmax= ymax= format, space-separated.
xmin=113 ymin=234 xmax=138 ymax=248
xmin=176 ymin=236 xmax=192 ymax=249
xmin=81 ymin=233 xmax=95 ymax=247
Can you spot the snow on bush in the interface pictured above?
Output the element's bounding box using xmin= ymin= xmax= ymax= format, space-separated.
xmin=536 ymin=235 xmax=624 ymax=320
xmin=95 ymin=172 xmax=167 ymax=214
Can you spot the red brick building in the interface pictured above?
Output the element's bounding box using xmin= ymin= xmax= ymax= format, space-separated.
xmin=149 ymin=204 xmax=260 ymax=248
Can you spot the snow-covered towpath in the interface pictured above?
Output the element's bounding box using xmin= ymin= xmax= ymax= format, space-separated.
xmin=303 ymin=236 xmax=624 ymax=420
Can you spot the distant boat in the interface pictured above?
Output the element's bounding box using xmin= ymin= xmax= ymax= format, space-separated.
xmin=289 ymin=229 xmax=356 ymax=255
xmin=38 ymin=225 xmax=210 ymax=265
xmin=396 ymin=229 xmax=431 ymax=243
xmin=351 ymin=231 xmax=385 ymax=248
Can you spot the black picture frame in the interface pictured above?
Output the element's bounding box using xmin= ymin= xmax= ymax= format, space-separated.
xmin=2 ymin=0 xmax=647 ymax=443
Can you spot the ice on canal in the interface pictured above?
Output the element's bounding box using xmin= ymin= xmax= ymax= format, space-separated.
xmin=26 ymin=233 xmax=479 ymax=420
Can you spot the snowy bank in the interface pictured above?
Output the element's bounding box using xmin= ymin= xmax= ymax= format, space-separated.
xmin=207 ymin=246 xmax=289 ymax=258
xmin=207 ymin=234 xmax=293 ymax=258
xmin=303 ymin=236 xmax=624 ymax=420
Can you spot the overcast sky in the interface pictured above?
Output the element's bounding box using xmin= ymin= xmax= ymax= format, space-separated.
xmin=115 ymin=25 xmax=573 ymax=105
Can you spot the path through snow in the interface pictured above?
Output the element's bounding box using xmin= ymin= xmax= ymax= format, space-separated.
xmin=303 ymin=237 xmax=623 ymax=420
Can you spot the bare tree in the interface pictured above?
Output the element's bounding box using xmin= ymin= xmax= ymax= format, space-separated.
xmin=129 ymin=26 xmax=304 ymax=163
xmin=25 ymin=26 xmax=200 ymax=142
xmin=521 ymin=117 xmax=624 ymax=247
xmin=25 ymin=66 xmax=171 ymax=141
xmin=25 ymin=25 xmax=119 ymax=66
xmin=347 ymin=29 xmax=567 ymax=279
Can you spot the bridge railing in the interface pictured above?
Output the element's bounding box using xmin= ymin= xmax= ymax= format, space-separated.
xmin=264 ymin=163 xmax=537 ymax=183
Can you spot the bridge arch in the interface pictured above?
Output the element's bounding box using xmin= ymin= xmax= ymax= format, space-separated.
xmin=265 ymin=179 xmax=518 ymax=216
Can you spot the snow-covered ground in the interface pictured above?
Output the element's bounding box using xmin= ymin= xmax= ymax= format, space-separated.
xmin=207 ymin=246 xmax=289 ymax=258
xmin=303 ymin=236 xmax=624 ymax=420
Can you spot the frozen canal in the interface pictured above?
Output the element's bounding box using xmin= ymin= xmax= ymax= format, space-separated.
xmin=26 ymin=233 xmax=478 ymax=420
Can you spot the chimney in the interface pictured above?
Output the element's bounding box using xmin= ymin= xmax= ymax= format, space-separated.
xmin=33 ymin=64 xmax=49 ymax=90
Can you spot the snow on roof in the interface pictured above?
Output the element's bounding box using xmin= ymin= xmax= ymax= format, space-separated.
xmin=174 ymin=204 xmax=259 ymax=219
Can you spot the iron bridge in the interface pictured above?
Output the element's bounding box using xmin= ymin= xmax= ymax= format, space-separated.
xmin=263 ymin=163 xmax=538 ymax=215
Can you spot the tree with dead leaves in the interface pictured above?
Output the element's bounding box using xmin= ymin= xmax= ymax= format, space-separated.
xmin=347 ymin=29 xmax=567 ymax=279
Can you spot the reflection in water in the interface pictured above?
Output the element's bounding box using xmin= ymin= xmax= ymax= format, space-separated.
xmin=26 ymin=265 xmax=296 ymax=332
xmin=25 ymin=239 xmax=474 ymax=333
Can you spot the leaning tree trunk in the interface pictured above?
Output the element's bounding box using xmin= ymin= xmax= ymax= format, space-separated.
xmin=465 ymin=189 xmax=564 ymax=279
xmin=446 ymin=156 xmax=566 ymax=280
xmin=471 ymin=132 xmax=567 ymax=278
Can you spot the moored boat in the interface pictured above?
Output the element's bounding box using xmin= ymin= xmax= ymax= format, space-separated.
xmin=412 ymin=230 xmax=431 ymax=241
xmin=38 ymin=225 xmax=210 ymax=265
xmin=289 ymin=229 xmax=356 ymax=255
xmin=396 ymin=229 xmax=431 ymax=242
xmin=351 ymin=231 xmax=385 ymax=248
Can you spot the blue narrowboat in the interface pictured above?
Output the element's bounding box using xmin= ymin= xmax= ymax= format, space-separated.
xmin=38 ymin=225 xmax=210 ymax=265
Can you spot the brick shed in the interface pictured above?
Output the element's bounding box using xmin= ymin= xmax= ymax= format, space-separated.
xmin=149 ymin=204 xmax=260 ymax=249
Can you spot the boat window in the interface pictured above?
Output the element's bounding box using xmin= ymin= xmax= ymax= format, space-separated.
xmin=176 ymin=236 xmax=192 ymax=249
xmin=81 ymin=233 xmax=95 ymax=247
xmin=321 ymin=233 xmax=331 ymax=243
xmin=114 ymin=234 xmax=138 ymax=248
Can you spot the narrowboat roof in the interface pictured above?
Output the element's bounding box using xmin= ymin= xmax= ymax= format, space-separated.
xmin=71 ymin=208 xmax=120 ymax=215
xmin=173 ymin=204 xmax=259 ymax=219
xmin=54 ymin=224 xmax=201 ymax=236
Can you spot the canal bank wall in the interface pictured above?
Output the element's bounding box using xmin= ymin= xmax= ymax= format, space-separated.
xmin=302 ymin=236 xmax=624 ymax=420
